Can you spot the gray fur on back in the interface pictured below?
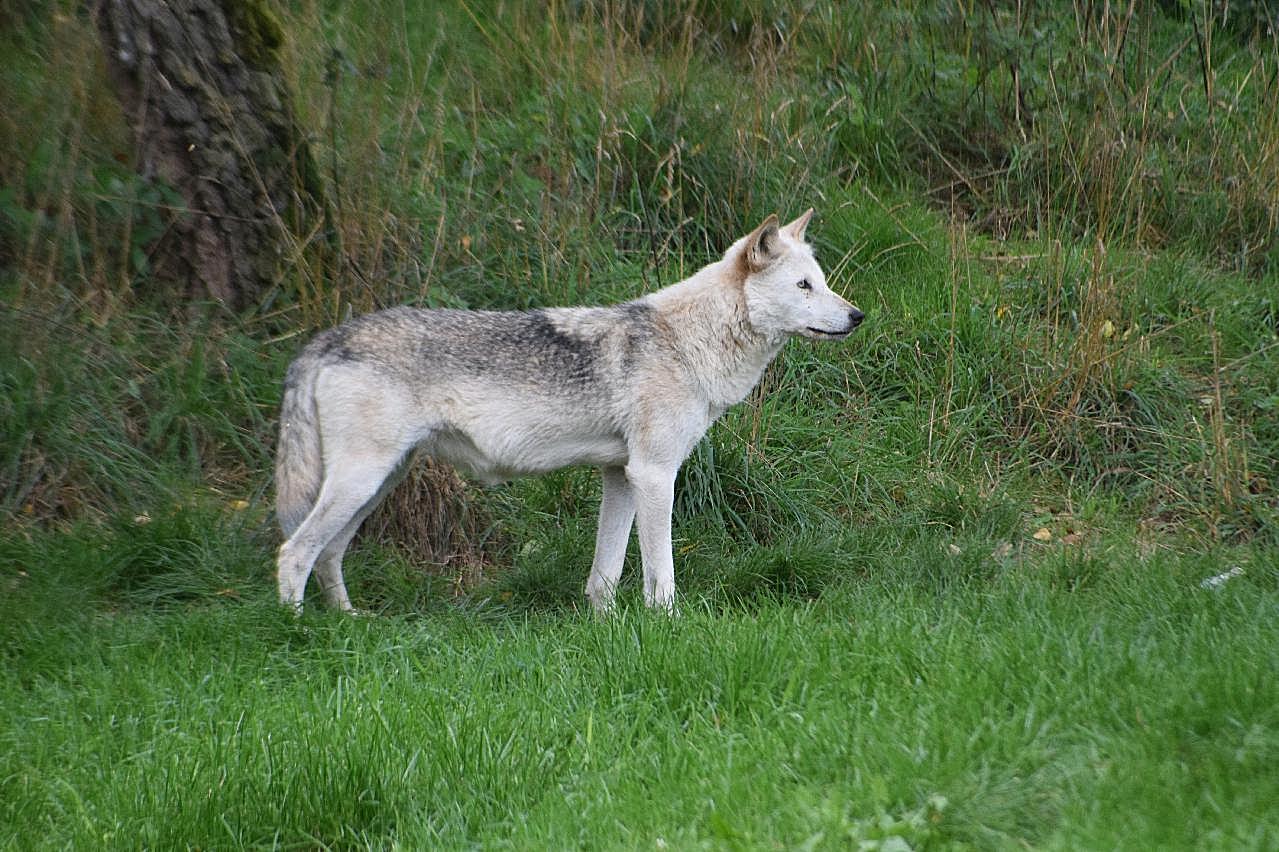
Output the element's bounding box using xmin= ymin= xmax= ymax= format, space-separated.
xmin=296 ymin=303 xmax=659 ymax=398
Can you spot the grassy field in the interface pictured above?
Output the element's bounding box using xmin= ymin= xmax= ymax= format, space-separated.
xmin=3 ymin=535 xmax=1277 ymax=848
xmin=2 ymin=0 xmax=1278 ymax=848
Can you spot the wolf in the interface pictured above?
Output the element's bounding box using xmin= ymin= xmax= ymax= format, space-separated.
xmin=275 ymin=209 xmax=863 ymax=613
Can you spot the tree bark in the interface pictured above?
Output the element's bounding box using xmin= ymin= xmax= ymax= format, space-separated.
xmin=94 ymin=0 xmax=326 ymax=312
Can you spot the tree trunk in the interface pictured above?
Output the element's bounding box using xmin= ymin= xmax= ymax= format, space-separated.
xmin=94 ymin=0 xmax=326 ymax=312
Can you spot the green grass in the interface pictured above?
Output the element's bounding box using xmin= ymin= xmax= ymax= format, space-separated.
xmin=2 ymin=529 xmax=1276 ymax=849
xmin=3 ymin=0 xmax=1279 ymax=847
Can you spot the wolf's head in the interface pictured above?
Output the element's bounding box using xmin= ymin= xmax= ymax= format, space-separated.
xmin=736 ymin=210 xmax=863 ymax=342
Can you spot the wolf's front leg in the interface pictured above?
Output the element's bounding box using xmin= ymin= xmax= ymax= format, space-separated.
xmin=586 ymin=466 xmax=636 ymax=614
xmin=626 ymin=460 xmax=678 ymax=613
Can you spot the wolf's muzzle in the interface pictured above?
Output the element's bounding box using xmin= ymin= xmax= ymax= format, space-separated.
xmin=812 ymin=308 xmax=864 ymax=338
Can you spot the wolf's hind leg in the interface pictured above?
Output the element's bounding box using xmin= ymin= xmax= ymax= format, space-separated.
xmin=311 ymin=517 xmax=365 ymax=613
xmin=585 ymin=466 xmax=636 ymax=613
xmin=312 ymin=462 xmax=411 ymax=612
xmin=277 ymin=449 xmax=405 ymax=611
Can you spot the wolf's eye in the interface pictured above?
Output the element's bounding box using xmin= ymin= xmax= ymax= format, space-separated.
xmin=797 ymin=278 xmax=812 ymax=291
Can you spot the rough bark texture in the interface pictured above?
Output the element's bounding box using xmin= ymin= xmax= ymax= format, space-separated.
xmin=95 ymin=0 xmax=326 ymax=311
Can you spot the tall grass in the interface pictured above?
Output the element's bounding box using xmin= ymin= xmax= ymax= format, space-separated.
xmin=0 ymin=3 xmax=1273 ymax=582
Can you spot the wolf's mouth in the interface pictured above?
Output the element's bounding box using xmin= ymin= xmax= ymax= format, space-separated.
xmin=807 ymin=326 xmax=852 ymax=338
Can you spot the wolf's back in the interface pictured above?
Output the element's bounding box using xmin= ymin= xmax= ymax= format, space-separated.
xmin=275 ymin=353 xmax=324 ymax=537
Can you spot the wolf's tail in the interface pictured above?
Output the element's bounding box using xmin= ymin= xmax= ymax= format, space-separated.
xmin=275 ymin=355 xmax=324 ymax=538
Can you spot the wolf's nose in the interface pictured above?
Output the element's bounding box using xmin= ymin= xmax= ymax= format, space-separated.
xmin=848 ymin=308 xmax=864 ymax=329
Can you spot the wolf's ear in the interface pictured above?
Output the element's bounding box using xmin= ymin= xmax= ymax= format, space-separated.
xmin=746 ymin=214 xmax=783 ymax=272
xmin=783 ymin=208 xmax=814 ymax=242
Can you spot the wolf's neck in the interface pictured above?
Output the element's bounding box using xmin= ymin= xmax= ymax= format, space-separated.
xmin=648 ymin=264 xmax=785 ymax=411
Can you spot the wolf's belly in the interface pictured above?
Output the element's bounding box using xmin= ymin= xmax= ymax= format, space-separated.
xmin=422 ymin=424 xmax=628 ymax=484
